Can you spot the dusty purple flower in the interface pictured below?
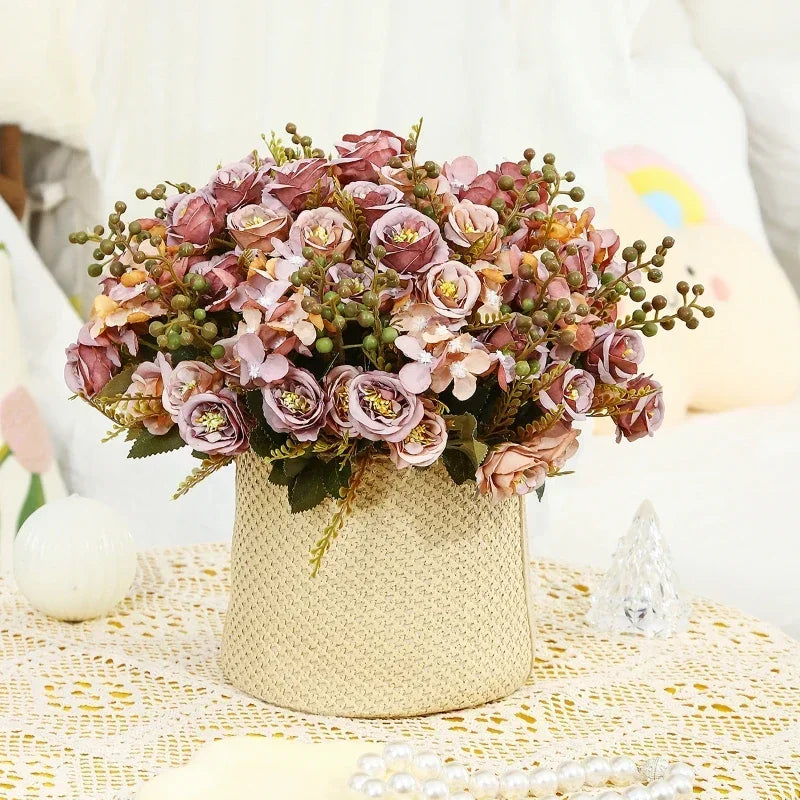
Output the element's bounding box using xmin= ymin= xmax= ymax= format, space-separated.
xmin=333 ymin=129 xmax=404 ymax=183
xmin=369 ymin=207 xmax=449 ymax=275
xmin=261 ymin=366 xmax=326 ymax=442
xmin=421 ymin=260 xmax=482 ymax=321
xmin=614 ymin=375 xmax=664 ymax=442
xmin=287 ymin=207 xmax=354 ymax=262
xmin=539 ymin=367 xmax=595 ymax=421
xmin=347 ymin=370 xmax=424 ymax=442
xmin=177 ymin=388 xmax=250 ymax=455
xmin=261 ymin=157 xmax=331 ymax=212
xmin=234 ymin=333 xmax=290 ymax=388
xmin=227 ymin=200 xmax=291 ymax=252
xmin=208 ymin=160 xmax=262 ymax=213
xmin=189 ymin=252 xmax=244 ymax=309
xmin=558 ymin=238 xmax=599 ymax=292
xmin=64 ymin=323 xmax=122 ymax=399
xmin=585 ymin=324 xmax=645 ymax=385
xmin=388 ymin=399 xmax=447 ymax=469
xmin=165 ymin=189 xmax=220 ymax=247
xmin=160 ymin=359 xmax=224 ymax=420
xmin=123 ymin=353 xmax=173 ymax=435
xmin=323 ymin=364 xmax=362 ymax=436
xmin=443 ymin=199 xmax=501 ymax=259
xmin=346 ymin=181 xmax=405 ymax=226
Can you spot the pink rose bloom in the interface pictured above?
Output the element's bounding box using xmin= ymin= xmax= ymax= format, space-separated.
xmin=261 ymin=366 xmax=326 ymax=442
xmin=165 ymin=190 xmax=220 ymax=247
xmin=430 ymin=334 xmax=493 ymax=401
xmin=334 ymin=129 xmax=403 ymax=183
xmin=585 ymin=324 xmax=645 ymax=385
xmin=161 ymin=358 xmax=224 ymax=420
xmin=369 ymin=207 xmax=449 ymax=275
xmin=443 ymin=200 xmax=501 ymax=259
xmin=388 ymin=399 xmax=448 ymax=469
xmin=614 ymin=375 xmax=665 ymax=442
xmin=64 ymin=323 xmax=122 ymax=398
xmin=189 ymin=252 xmax=244 ymax=309
xmin=323 ymin=364 xmax=362 ymax=436
xmin=347 ymin=371 xmax=424 ymax=443
xmin=539 ymin=367 xmax=595 ymax=421
xmin=262 ymin=157 xmax=331 ymax=212
xmin=287 ymin=207 xmax=354 ymax=262
xmin=346 ymin=181 xmax=405 ymax=226
xmin=208 ymin=160 xmax=262 ymax=213
xmin=442 ymin=156 xmax=479 ymax=195
xmin=234 ymin=333 xmax=290 ymax=388
xmin=177 ymin=388 xmax=250 ymax=456
xmin=422 ymin=260 xmax=481 ymax=321
xmin=463 ymin=162 xmax=528 ymax=207
xmin=227 ymin=201 xmax=291 ymax=252
xmin=0 ymin=386 xmax=53 ymax=473
xmin=476 ymin=442 xmax=548 ymax=501
xmin=123 ymin=354 xmax=173 ymax=435
xmin=530 ymin=421 xmax=580 ymax=471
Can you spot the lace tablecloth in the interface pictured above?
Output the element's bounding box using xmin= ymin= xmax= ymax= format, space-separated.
xmin=1 ymin=544 xmax=798 ymax=800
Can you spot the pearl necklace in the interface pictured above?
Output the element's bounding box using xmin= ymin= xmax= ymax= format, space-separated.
xmin=347 ymin=744 xmax=695 ymax=800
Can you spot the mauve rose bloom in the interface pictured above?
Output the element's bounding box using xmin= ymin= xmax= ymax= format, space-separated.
xmin=262 ymin=157 xmax=331 ymax=212
xmin=288 ymin=207 xmax=354 ymax=261
xmin=124 ymin=354 xmax=173 ymax=435
xmin=189 ymin=252 xmax=244 ymax=309
xmin=585 ymin=324 xmax=645 ymax=385
xmin=369 ymin=207 xmax=449 ymax=275
xmin=463 ymin=162 xmax=529 ymax=207
xmin=177 ymin=389 xmax=250 ymax=456
xmin=227 ymin=200 xmax=291 ymax=252
xmin=443 ymin=200 xmax=501 ymax=259
xmin=347 ymin=370 xmax=424 ymax=443
xmin=160 ymin=358 xmax=224 ymax=420
xmin=539 ymin=366 xmax=595 ymax=421
xmin=261 ymin=366 xmax=326 ymax=442
xmin=614 ymin=375 xmax=664 ymax=442
xmin=421 ymin=260 xmax=481 ymax=321
xmin=388 ymin=399 xmax=447 ymax=469
xmin=475 ymin=442 xmax=548 ymax=501
xmin=334 ymin=129 xmax=403 ymax=183
xmin=442 ymin=156 xmax=479 ymax=195
xmin=64 ymin=324 xmax=122 ymax=398
xmin=346 ymin=181 xmax=405 ymax=226
xmin=165 ymin=190 xmax=220 ymax=247
xmin=528 ymin=421 xmax=580 ymax=472
xmin=323 ymin=364 xmax=362 ymax=436
xmin=0 ymin=386 xmax=53 ymax=473
xmin=208 ymin=160 xmax=261 ymax=213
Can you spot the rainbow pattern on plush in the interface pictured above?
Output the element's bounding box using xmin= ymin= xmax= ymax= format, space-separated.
xmin=605 ymin=147 xmax=714 ymax=228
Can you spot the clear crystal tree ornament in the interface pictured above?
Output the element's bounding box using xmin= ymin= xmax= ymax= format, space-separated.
xmin=586 ymin=499 xmax=690 ymax=637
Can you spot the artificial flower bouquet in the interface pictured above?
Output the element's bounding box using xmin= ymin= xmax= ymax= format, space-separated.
xmin=65 ymin=121 xmax=712 ymax=577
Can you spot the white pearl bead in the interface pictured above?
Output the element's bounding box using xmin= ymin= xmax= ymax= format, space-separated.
xmin=412 ymin=752 xmax=444 ymax=781
xmin=667 ymin=774 xmax=693 ymax=798
xmin=648 ymin=778 xmax=677 ymax=800
xmin=362 ymin=778 xmax=388 ymax=798
xmin=582 ymin=756 xmax=611 ymax=786
xmin=383 ymin=742 xmax=414 ymax=772
xmin=596 ymin=792 xmax=623 ymax=800
xmin=556 ymin=760 xmax=586 ymax=793
xmin=528 ymin=768 xmax=558 ymax=797
xmin=468 ymin=769 xmax=499 ymax=799
xmin=387 ymin=772 xmax=418 ymax=796
xmin=450 ymin=793 xmax=475 ymax=800
xmin=639 ymin=757 xmax=670 ymax=783
xmin=609 ymin=756 xmax=639 ymax=787
xmin=667 ymin=763 xmax=695 ymax=783
xmin=421 ymin=778 xmax=450 ymax=799
xmin=442 ymin=763 xmax=469 ymax=792
xmin=348 ymin=773 xmax=370 ymax=791
xmin=499 ymin=769 xmax=529 ymax=799
xmin=622 ymin=785 xmax=652 ymax=800
xmin=358 ymin=753 xmax=387 ymax=778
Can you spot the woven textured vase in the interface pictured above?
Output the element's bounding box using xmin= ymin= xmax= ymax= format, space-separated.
xmin=221 ymin=451 xmax=535 ymax=718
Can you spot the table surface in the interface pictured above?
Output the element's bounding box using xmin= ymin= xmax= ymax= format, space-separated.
xmin=1 ymin=543 xmax=798 ymax=800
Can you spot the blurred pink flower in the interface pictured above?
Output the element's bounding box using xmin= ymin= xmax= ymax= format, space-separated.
xmin=0 ymin=386 xmax=53 ymax=473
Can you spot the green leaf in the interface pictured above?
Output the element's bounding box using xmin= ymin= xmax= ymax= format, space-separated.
xmin=16 ymin=473 xmax=45 ymax=532
xmin=98 ymin=364 xmax=137 ymax=399
xmin=536 ymin=483 xmax=546 ymax=502
xmin=127 ymin=426 xmax=186 ymax=459
xmin=244 ymin=389 xmax=266 ymax=423
xmin=249 ymin=426 xmax=275 ymax=458
xmin=288 ymin=458 xmax=328 ymax=513
xmin=322 ymin=458 xmax=352 ymax=499
xmin=441 ymin=448 xmax=476 ymax=486
xmin=445 ymin=412 xmax=489 ymax=468
xmin=268 ymin=461 xmax=291 ymax=486
xmin=284 ymin=455 xmax=311 ymax=478
xmin=170 ymin=345 xmax=199 ymax=366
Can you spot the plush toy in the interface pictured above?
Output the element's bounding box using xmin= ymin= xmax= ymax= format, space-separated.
xmin=0 ymin=124 xmax=25 ymax=219
xmin=605 ymin=147 xmax=800 ymax=422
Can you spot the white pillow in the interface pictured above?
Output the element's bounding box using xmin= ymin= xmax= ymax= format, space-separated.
xmin=731 ymin=54 xmax=800 ymax=293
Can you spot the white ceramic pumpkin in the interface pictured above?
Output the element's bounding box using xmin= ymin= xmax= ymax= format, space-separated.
xmin=13 ymin=494 xmax=137 ymax=621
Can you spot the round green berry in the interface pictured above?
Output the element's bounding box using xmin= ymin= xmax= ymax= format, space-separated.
xmin=315 ymin=337 xmax=334 ymax=354
xmin=381 ymin=326 xmax=399 ymax=344
xmin=362 ymin=334 xmax=378 ymax=351
xmin=642 ymin=321 xmax=659 ymax=337
xmin=514 ymin=360 xmax=531 ymax=377
xmin=210 ymin=344 xmax=226 ymax=359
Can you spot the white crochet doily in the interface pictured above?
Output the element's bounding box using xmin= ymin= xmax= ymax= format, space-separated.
xmin=1 ymin=543 xmax=798 ymax=799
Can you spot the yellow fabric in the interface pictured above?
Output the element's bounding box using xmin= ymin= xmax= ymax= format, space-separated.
xmin=0 ymin=543 xmax=798 ymax=799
